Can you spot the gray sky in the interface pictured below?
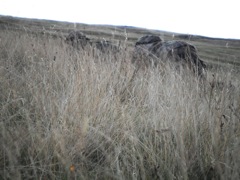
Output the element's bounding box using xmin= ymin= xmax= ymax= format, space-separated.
xmin=1 ymin=0 xmax=239 ymax=39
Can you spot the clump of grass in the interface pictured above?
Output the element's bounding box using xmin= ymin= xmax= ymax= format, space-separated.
xmin=0 ymin=30 xmax=240 ymax=179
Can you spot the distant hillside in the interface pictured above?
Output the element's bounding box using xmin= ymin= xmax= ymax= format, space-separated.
xmin=1 ymin=15 xmax=240 ymax=67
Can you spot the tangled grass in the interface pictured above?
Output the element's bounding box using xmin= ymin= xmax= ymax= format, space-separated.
xmin=0 ymin=30 xmax=240 ymax=179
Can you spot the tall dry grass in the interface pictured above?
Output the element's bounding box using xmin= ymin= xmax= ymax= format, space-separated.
xmin=0 ymin=30 xmax=240 ymax=179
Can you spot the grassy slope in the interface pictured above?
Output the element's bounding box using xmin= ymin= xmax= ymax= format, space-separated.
xmin=0 ymin=15 xmax=240 ymax=179
xmin=1 ymin=15 xmax=240 ymax=66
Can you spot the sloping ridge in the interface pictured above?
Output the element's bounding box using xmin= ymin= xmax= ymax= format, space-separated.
xmin=1 ymin=15 xmax=240 ymax=67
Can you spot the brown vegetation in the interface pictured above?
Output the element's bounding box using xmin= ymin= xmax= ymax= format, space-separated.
xmin=0 ymin=16 xmax=240 ymax=179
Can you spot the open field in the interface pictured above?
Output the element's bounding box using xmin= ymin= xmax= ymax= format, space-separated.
xmin=0 ymin=15 xmax=240 ymax=179
xmin=1 ymin=15 xmax=240 ymax=66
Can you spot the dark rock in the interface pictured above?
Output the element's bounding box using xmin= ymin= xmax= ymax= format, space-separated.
xmin=133 ymin=35 xmax=207 ymax=77
xmin=66 ymin=31 xmax=90 ymax=49
xmin=66 ymin=31 xmax=120 ymax=53
xmin=135 ymin=35 xmax=163 ymax=46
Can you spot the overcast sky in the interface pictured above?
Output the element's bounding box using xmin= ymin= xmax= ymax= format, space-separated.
xmin=1 ymin=0 xmax=239 ymax=39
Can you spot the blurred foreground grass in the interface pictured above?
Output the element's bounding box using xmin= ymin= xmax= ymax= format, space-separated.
xmin=0 ymin=16 xmax=240 ymax=179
